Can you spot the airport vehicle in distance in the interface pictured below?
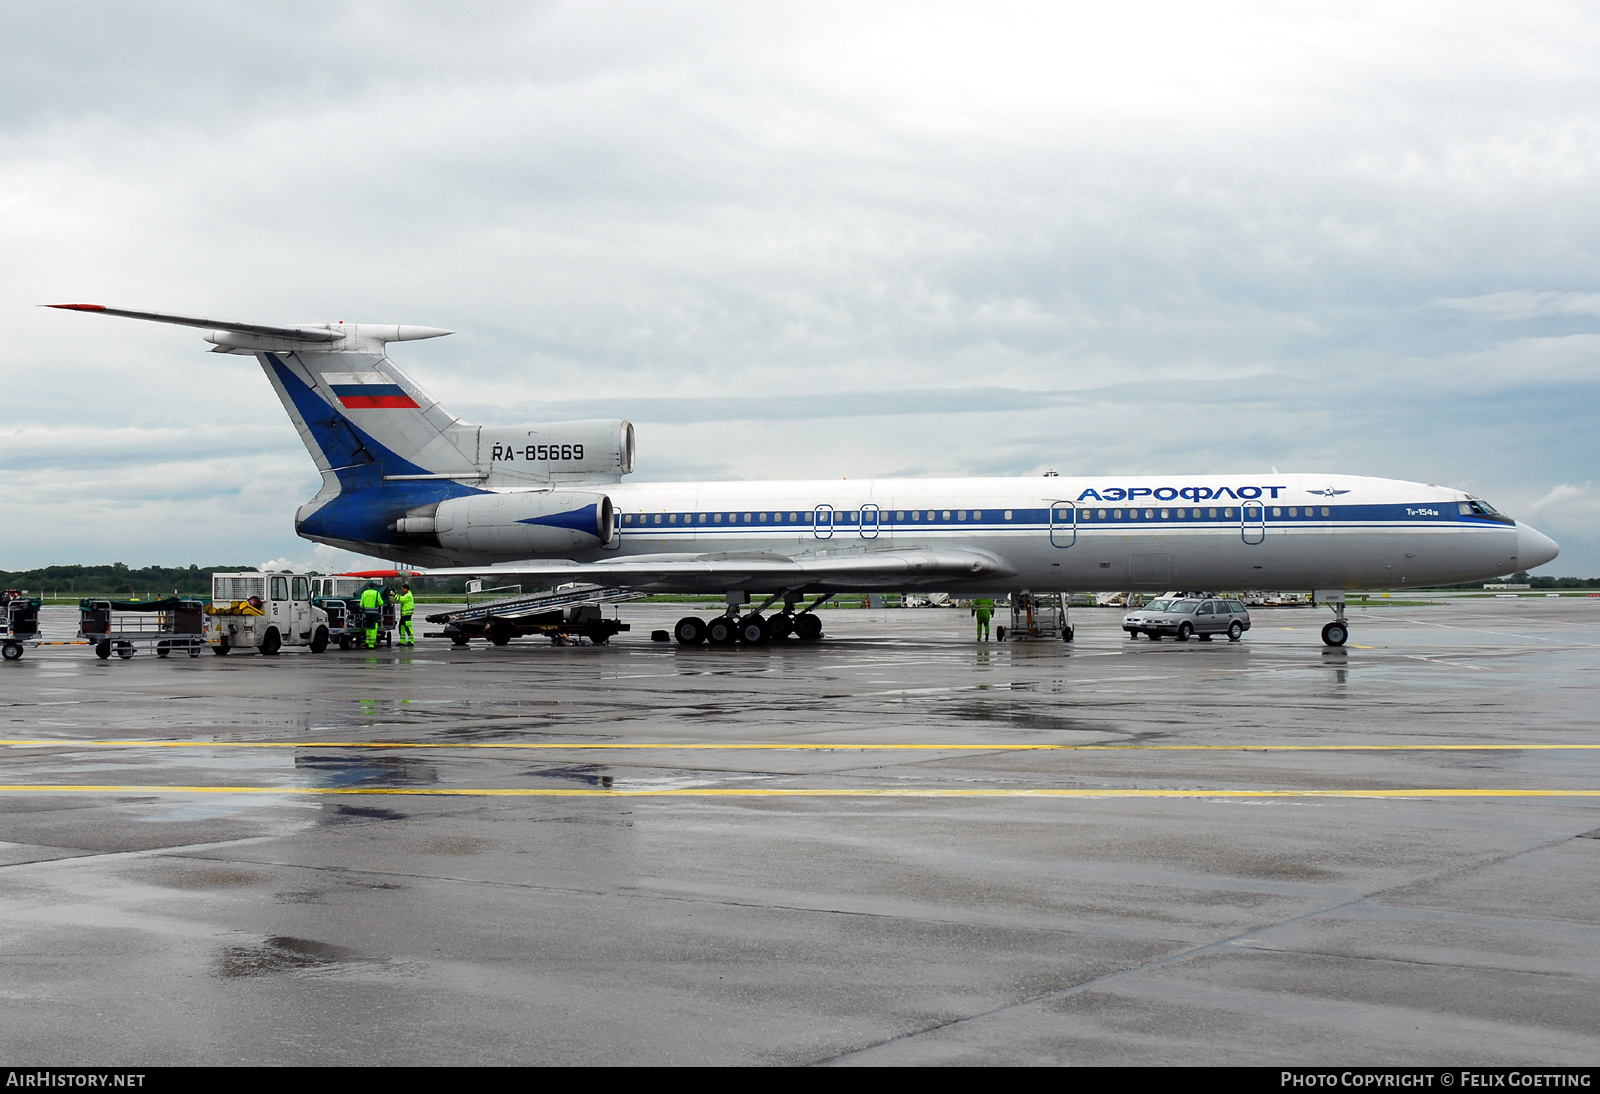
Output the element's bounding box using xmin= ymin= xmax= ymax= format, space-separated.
xmin=50 ymin=304 xmax=1562 ymax=647
xmin=207 ymin=571 xmax=330 ymax=655
xmin=1125 ymin=597 xmax=1253 ymax=643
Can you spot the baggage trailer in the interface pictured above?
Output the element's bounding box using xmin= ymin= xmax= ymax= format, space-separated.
xmin=205 ymin=572 xmax=330 ymax=655
xmin=309 ymin=574 xmax=398 ymax=649
xmin=79 ymin=597 xmax=208 ymax=660
xmin=426 ymin=584 xmax=642 ymax=646
xmin=2 ymin=590 xmax=43 ymax=661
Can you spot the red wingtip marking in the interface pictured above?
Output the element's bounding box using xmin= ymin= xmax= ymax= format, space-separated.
xmin=45 ymin=304 xmax=106 ymax=311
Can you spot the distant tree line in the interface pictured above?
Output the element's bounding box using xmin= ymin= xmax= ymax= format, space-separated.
xmin=0 ymin=563 xmax=476 ymax=597
xmin=1433 ymin=571 xmax=1600 ymax=590
xmin=0 ymin=563 xmax=256 ymax=597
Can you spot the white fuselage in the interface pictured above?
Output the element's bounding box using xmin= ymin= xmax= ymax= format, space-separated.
xmin=556 ymin=472 xmax=1546 ymax=593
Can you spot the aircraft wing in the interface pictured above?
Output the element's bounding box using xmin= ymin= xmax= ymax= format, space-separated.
xmin=420 ymin=548 xmax=1016 ymax=592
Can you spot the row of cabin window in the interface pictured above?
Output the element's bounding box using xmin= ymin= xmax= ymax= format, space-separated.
xmin=622 ymin=509 xmax=998 ymax=526
xmin=1072 ymin=506 xmax=1333 ymax=521
xmin=621 ymin=505 xmax=1338 ymax=527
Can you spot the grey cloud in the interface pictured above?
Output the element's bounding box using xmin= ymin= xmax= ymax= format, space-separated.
xmin=2 ymin=3 xmax=1597 ymax=571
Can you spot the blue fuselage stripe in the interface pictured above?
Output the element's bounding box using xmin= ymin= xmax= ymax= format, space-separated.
xmin=616 ymin=503 xmax=1510 ymax=533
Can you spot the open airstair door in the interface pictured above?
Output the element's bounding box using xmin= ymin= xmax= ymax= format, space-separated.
xmin=1049 ymin=503 xmax=1077 ymax=547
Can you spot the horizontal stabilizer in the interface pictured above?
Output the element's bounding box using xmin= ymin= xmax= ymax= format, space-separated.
xmin=45 ymin=305 xmax=453 ymax=348
xmin=46 ymin=304 xmax=344 ymax=342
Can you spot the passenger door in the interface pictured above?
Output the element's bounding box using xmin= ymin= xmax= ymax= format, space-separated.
xmin=1242 ymin=503 xmax=1265 ymax=545
xmin=1049 ymin=503 xmax=1077 ymax=548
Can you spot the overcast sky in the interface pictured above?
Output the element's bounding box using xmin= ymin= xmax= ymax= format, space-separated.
xmin=2 ymin=1 xmax=1597 ymax=574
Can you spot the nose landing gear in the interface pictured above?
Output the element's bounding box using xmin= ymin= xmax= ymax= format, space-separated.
xmin=1320 ymin=593 xmax=1349 ymax=647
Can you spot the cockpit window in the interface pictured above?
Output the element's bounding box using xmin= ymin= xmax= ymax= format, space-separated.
xmin=1461 ymin=500 xmax=1500 ymax=516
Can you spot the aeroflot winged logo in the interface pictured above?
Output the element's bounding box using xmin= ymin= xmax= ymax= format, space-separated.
xmin=1076 ymin=485 xmax=1289 ymax=502
xmin=322 ymin=372 xmax=419 ymax=410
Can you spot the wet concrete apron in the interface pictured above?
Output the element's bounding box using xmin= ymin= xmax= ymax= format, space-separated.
xmin=2 ymin=600 xmax=1597 ymax=1064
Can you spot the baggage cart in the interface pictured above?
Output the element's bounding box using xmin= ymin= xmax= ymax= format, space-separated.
xmin=309 ymin=575 xmax=396 ymax=649
xmin=1 ymin=590 xmax=43 ymax=661
xmin=78 ymin=597 xmax=208 ymax=660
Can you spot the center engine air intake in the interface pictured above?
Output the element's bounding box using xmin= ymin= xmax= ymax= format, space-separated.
xmin=393 ymin=491 xmax=615 ymax=558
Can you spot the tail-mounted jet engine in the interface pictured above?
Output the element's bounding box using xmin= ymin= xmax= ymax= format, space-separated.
xmin=393 ymin=491 xmax=615 ymax=557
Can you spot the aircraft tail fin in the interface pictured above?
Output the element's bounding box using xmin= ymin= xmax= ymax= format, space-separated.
xmin=47 ymin=303 xmax=479 ymax=483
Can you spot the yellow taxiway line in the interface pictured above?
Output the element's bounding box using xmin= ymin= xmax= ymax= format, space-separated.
xmin=3 ymin=739 xmax=1600 ymax=754
xmin=0 ymin=784 xmax=1597 ymax=799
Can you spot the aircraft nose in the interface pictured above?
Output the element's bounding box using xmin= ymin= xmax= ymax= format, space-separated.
xmin=1516 ymin=521 xmax=1560 ymax=570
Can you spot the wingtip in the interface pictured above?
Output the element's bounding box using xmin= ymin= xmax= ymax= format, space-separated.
xmin=43 ymin=303 xmax=106 ymax=311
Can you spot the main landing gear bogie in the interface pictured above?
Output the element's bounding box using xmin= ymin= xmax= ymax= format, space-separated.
xmin=674 ymin=611 xmax=823 ymax=647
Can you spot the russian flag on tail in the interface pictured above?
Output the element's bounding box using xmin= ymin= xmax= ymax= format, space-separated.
xmin=323 ymin=372 xmax=419 ymax=409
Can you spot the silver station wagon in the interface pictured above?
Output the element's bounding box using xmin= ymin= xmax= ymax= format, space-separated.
xmin=1123 ymin=597 xmax=1252 ymax=642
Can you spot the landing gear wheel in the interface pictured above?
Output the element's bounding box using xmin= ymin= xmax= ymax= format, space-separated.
xmin=707 ymin=616 xmax=738 ymax=646
xmin=1322 ymin=621 xmax=1348 ymax=647
xmin=738 ymin=615 xmax=770 ymax=645
xmin=794 ymin=613 xmax=823 ymax=641
xmin=1176 ymin=622 xmax=1193 ymax=642
xmin=769 ymin=614 xmax=795 ymax=639
xmin=2 ymin=641 xmax=22 ymax=661
xmin=489 ymin=621 xmax=513 ymax=647
xmin=261 ymin=628 xmax=281 ymax=656
xmin=310 ymin=626 xmax=329 ymax=654
xmin=674 ymin=616 xmax=707 ymax=646
xmin=95 ymin=641 xmax=111 ymax=660
xmin=1228 ymin=621 xmax=1243 ymax=642
xmin=116 ymin=642 xmax=134 ymax=660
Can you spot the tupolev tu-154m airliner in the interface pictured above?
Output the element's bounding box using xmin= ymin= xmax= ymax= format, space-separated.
xmin=51 ymin=304 xmax=1560 ymax=647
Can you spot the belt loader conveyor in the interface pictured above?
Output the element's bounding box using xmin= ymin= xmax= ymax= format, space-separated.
xmin=425 ymin=585 xmax=644 ymax=646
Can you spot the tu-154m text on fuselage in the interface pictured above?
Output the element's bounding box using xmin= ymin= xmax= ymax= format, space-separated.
xmin=50 ymin=304 xmax=1560 ymax=647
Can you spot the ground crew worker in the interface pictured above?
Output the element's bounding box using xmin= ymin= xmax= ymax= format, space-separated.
xmin=359 ymin=581 xmax=382 ymax=649
xmin=973 ymin=597 xmax=995 ymax=641
xmin=397 ymin=583 xmax=415 ymax=647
